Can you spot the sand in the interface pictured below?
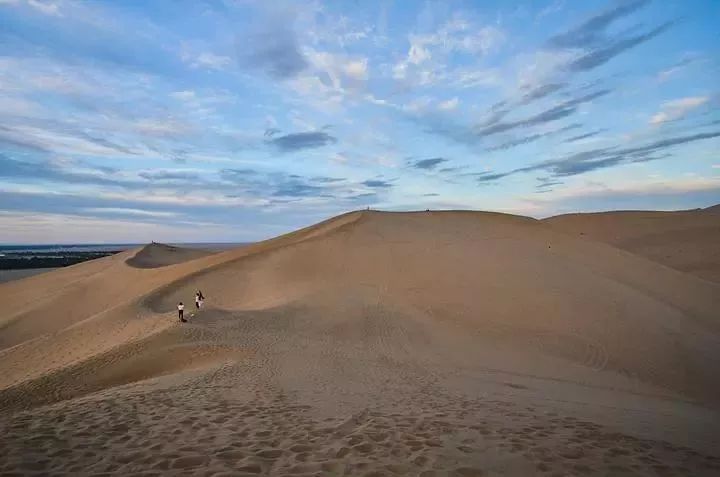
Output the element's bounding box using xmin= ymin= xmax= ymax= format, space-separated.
xmin=1 ymin=209 xmax=719 ymax=476
xmin=0 ymin=267 xmax=57 ymax=284
xmin=125 ymin=243 xmax=216 ymax=269
xmin=544 ymin=205 xmax=720 ymax=283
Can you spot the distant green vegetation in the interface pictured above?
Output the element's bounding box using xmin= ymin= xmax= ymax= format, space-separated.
xmin=0 ymin=251 xmax=121 ymax=270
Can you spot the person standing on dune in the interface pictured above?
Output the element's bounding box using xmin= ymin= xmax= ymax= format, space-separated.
xmin=197 ymin=290 xmax=205 ymax=309
xmin=178 ymin=302 xmax=186 ymax=322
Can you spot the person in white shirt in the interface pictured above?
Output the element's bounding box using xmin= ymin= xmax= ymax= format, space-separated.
xmin=195 ymin=290 xmax=205 ymax=309
xmin=178 ymin=302 xmax=186 ymax=322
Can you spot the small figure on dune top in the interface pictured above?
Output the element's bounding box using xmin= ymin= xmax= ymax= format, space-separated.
xmin=195 ymin=290 xmax=205 ymax=309
xmin=178 ymin=302 xmax=186 ymax=322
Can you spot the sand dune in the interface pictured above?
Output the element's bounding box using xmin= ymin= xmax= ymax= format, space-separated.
xmin=1 ymin=210 xmax=719 ymax=476
xmin=544 ymin=205 xmax=720 ymax=283
xmin=125 ymin=242 xmax=215 ymax=269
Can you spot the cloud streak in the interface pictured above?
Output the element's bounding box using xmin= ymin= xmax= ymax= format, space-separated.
xmin=650 ymin=96 xmax=710 ymax=125
xmin=485 ymin=122 xmax=581 ymax=152
xmin=476 ymin=90 xmax=609 ymax=138
xmin=410 ymin=157 xmax=448 ymax=170
xmin=362 ymin=179 xmax=394 ymax=188
xmin=486 ymin=131 xmax=720 ymax=181
xmin=566 ymin=21 xmax=674 ymax=72
xmin=267 ymin=131 xmax=337 ymax=152
xmin=563 ymin=129 xmax=606 ymax=143
xmin=547 ymin=0 xmax=650 ymax=49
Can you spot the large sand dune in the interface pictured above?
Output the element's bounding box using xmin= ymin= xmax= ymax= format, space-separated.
xmin=544 ymin=205 xmax=720 ymax=283
xmin=1 ymin=210 xmax=719 ymax=476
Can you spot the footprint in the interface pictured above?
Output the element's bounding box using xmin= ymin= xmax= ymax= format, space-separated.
xmin=170 ymin=455 xmax=209 ymax=469
xmin=453 ymin=467 xmax=485 ymax=477
xmin=353 ymin=442 xmax=373 ymax=454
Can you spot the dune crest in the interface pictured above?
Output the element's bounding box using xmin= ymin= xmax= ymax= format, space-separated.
xmin=1 ymin=209 xmax=719 ymax=476
xmin=125 ymin=242 xmax=215 ymax=269
xmin=544 ymin=206 xmax=720 ymax=283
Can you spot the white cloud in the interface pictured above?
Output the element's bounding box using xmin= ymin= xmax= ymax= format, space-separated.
xmin=657 ymin=66 xmax=683 ymax=83
xmin=287 ymin=75 xmax=344 ymax=112
xmin=182 ymin=51 xmax=233 ymax=70
xmin=438 ymin=97 xmax=459 ymax=111
xmin=453 ymin=67 xmax=501 ymax=88
xmin=1 ymin=0 xmax=62 ymax=16
xmin=408 ymin=44 xmax=431 ymax=65
xmin=287 ymin=49 xmax=370 ymax=111
xmin=134 ymin=118 xmax=193 ymax=137
xmin=393 ymin=16 xmax=504 ymax=85
xmin=330 ymin=152 xmax=349 ymax=164
xmin=410 ymin=18 xmax=504 ymax=57
xmin=712 ymin=164 xmax=720 ymax=169
xmin=0 ymin=211 xmax=235 ymax=243
xmin=27 ymin=0 xmax=60 ymax=15
xmin=514 ymin=49 xmax=573 ymax=91
xmin=656 ymin=55 xmax=702 ymax=83
xmin=305 ymin=49 xmax=369 ymax=88
xmin=519 ymin=175 xmax=720 ymax=217
xmin=364 ymin=94 xmax=389 ymax=106
xmin=0 ymin=57 xmax=100 ymax=97
xmin=0 ymin=124 xmax=138 ymax=157
xmin=28 ymin=75 xmax=86 ymax=94
xmin=83 ymin=208 xmax=179 ymax=218
xmin=401 ymin=96 xmax=460 ymax=114
xmin=373 ymin=154 xmax=399 ymax=168
xmin=650 ymin=96 xmax=709 ymax=125
xmin=170 ymin=90 xmax=196 ymax=101
xmin=0 ymin=96 xmax=41 ymax=116
xmin=343 ymin=58 xmax=368 ymax=80
xmin=302 ymin=9 xmax=372 ymax=48
xmin=402 ymin=96 xmax=433 ymax=114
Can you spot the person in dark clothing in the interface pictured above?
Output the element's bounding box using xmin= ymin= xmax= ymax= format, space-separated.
xmin=178 ymin=302 xmax=186 ymax=322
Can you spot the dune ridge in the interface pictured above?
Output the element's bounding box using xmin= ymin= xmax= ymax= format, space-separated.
xmin=1 ymin=209 xmax=719 ymax=476
xmin=125 ymin=242 xmax=215 ymax=269
xmin=544 ymin=205 xmax=720 ymax=283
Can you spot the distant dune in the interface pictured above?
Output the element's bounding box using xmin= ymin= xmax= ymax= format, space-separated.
xmin=544 ymin=205 xmax=720 ymax=283
xmin=1 ymin=209 xmax=718 ymax=476
xmin=125 ymin=242 xmax=215 ymax=268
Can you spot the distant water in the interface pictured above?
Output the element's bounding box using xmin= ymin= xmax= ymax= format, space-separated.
xmin=0 ymin=242 xmax=249 ymax=255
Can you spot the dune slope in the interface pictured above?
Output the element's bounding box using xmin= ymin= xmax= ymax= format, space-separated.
xmin=544 ymin=206 xmax=720 ymax=283
xmin=125 ymin=242 xmax=215 ymax=269
xmin=1 ymin=210 xmax=719 ymax=476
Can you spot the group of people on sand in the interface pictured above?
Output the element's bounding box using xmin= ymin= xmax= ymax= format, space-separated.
xmin=177 ymin=290 xmax=204 ymax=323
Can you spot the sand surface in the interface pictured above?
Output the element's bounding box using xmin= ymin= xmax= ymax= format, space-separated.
xmin=1 ymin=210 xmax=719 ymax=476
xmin=0 ymin=267 xmax=57 ymax=284
xmin=125 ymin=243 xmax=216 ymax=269
xmin=544 ymin=205 xmax=720 ymax=283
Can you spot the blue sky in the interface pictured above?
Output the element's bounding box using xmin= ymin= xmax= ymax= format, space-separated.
xmin=0 ymin=0 xmax=718 ymax=243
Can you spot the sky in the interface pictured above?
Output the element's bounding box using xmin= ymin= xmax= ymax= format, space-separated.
xmin=0 ymin=0 xmax=718 ymax=243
